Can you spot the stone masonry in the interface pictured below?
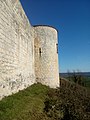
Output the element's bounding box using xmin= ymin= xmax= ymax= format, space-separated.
xmin=0 ymin=0 xmax=59 ymax=100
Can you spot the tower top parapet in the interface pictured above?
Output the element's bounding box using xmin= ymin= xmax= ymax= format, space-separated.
xmin=33 ymin=25 xmax=58 ymax=32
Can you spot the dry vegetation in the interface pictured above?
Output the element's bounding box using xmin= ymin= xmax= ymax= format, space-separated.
xmin=0 ymin=81 xmax=90 ymax=120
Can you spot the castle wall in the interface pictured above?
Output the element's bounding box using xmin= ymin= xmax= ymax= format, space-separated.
xmin=0 ymin=0 xmax=35 ymax=99
xmin=34 ymin=26 xmax=59 ymax=88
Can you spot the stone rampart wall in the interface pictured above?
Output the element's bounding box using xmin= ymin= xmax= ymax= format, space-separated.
xmin=0 ymin=0 xmax=35 ymax=99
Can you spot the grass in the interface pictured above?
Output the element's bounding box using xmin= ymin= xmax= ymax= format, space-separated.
xmin=65 ymin=75 xmax=90 ymax=88
xmin=0 ymin=82 xmax=90 ymax=120
xmin=85 ymin=77 xmax=90 ymax=87
xmin=0 ymin=83 xmax=49 ymax=120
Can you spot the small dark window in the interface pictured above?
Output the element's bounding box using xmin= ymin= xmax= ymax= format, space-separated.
xmin=56 ymin=44 xmax=58 ymax=53
xmin=39 ymin=48 xmax=42 ymax=56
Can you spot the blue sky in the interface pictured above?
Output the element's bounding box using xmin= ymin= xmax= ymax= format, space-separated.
xmin=20 ymin=0 xmax=90 ymax=73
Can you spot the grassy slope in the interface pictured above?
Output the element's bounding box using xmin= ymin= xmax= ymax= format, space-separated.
xmin=0 ymin=83 xmax=49 ymax=120
xmin=86 ymin=77 xmax=90 ymax=87
xmin=0 ymin=82 xmax=90 ymax=120
xmin=62 ymin=75 xmax=90 ymax=88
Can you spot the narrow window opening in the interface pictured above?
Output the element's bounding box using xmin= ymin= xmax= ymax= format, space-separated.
xmin=39 ymin=48 xmax=42 ymax=56
xmin=56 ymin=44 xmax=58 ymax=53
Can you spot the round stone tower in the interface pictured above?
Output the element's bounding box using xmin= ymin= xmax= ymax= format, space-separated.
xmin=34 ymin=25 xmax=59 ymax=88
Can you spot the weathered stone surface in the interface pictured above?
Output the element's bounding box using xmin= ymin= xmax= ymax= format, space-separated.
xmin=0 ymin=0 xmax=59 ymax=100
xmin=34 ymin=26 xmax=59 ymax=88
xmin=0 ymin=0 xmax=35 ymax=100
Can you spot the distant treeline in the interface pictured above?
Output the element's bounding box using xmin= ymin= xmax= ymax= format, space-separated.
xmin=60 ymin=72 xmax=90 ymax=88
xmin=60 ymin=72 xmax=90 ymax=78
